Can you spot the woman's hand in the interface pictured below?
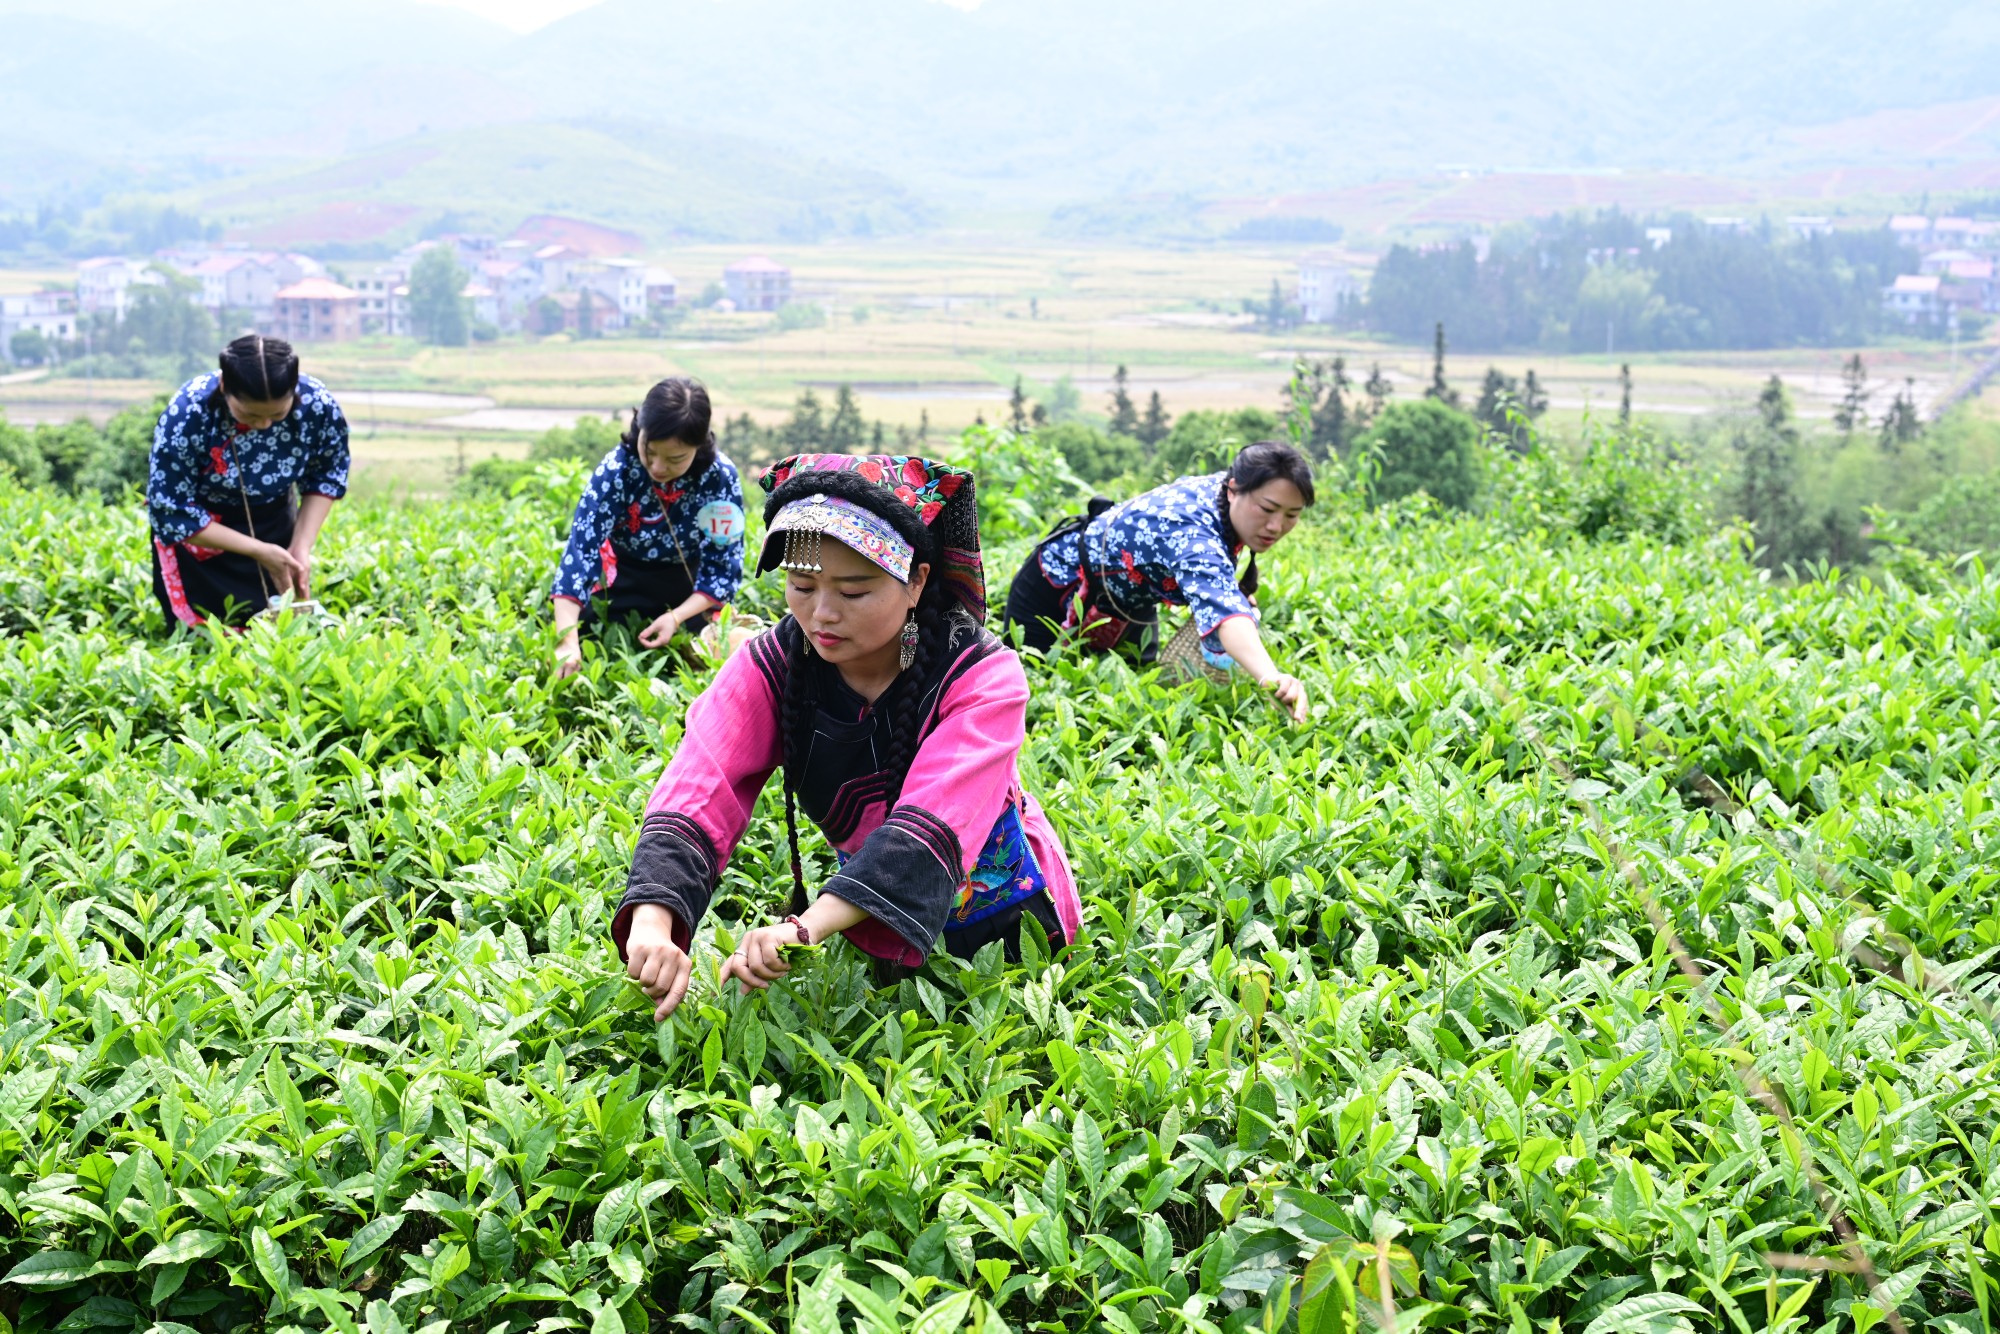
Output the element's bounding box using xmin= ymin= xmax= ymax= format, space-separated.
xmin=719 ymin=922 xmax=801 ymax=994
xmin=625 ymin=904 xmax=693 ymax=1021
xmin=1263 ymin=672 xmax=1309 ymax=725
xmin=554 ymin=632 xmax=583 ymax=680
xmin=255 ymin=542 xmax=309 ymax=598
xmin=638 ymin=610 xmax=682 ymax=649
xmin=285 ymin=541 xmax=314 ymax=600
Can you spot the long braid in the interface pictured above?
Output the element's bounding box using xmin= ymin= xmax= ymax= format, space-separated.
xmin=1218 ymin=477 xmax=1258 ymax=597
xmin=878 ymin=599 xmax=954 ymax=811
xmin=779 ymin=623 xmax=815 ymax=916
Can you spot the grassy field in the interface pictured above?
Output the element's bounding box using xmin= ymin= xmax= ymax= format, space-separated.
xmin=2 ymin=242 xmax=1992 ymax=496
xmin=2 ymin=450 xmax=1998 ymax=1332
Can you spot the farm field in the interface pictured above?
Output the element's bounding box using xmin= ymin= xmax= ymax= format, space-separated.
xmin=1 ymin=452 xmax=1998 ymax=1332
xmin=3 ymin=241 xmax=1991 ymax=496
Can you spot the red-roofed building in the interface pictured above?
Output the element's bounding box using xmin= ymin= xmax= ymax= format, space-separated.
xmin=725 ymin=256 xmax=792 ymax=311
xmin=273 ymin=278 xmax=361 ymax=342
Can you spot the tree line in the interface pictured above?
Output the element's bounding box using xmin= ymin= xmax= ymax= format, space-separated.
xmin=1364 ymin=212 xmax=1918 ymax=352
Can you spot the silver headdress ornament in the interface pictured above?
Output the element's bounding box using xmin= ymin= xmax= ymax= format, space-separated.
xmin=780 ymin=527 xmax=822 ymax=573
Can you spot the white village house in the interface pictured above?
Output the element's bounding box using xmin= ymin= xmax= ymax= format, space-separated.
xmin=1296 ymin=253 xmax=1354 ymax=324
xmin=1 ymin=292 xmax=79 ymax=364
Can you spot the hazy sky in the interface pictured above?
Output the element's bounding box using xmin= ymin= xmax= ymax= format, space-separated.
xmin=410 ymin=0 xmax=979 ymax=29
xmin=412 ymin=0 xmax=603 ymax=31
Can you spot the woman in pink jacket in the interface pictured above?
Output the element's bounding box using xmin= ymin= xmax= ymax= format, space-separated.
xmin=612 ymin=453 xmax=1082 ymax=1020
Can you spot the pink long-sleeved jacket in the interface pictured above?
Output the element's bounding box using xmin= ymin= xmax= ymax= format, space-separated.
xmin=611 ymin=617 xmax=1082 ymax=967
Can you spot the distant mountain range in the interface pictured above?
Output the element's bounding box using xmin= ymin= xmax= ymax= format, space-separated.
xmin=4 ymin=0 xmax=2000 ymax=244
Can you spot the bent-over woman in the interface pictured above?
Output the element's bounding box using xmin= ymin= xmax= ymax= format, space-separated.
xmin=148 ymin=335 xmax=349 ymax=628
xmin=1003 ymin=439 xmax=1315 ymax=724
xmin=551 ymin=377 xmax=745 ymax=678
xmin=614 ymin=453 xmax=1083 ymax=1020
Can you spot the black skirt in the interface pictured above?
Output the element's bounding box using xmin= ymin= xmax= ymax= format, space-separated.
xmin=151 ymin=496 xmax=296 ymax=630
xmin=579 ymin=557 xmax=713 ymax=632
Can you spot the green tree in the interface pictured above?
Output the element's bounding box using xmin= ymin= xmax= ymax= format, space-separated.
xmin=9 ymin=328 xmax=49 ymax=366
xmin=1108 ymin=365 xmax=1139 ymax=437
xmin=408 ymin=247 xmax=470 ymax=346
xmin=1041 ymin=422 xmax=1146 ymax=486
xmin=1732 ymin=375 xmax=1811 ymax=569
xmin=1138 ymin=391 xmax=1171 ymax=447
xmin=827 ymin=385 xmax=867 ymax=453
xmin=1009 ymin=377 xmax=1031 ymax=433
xmin=1833 ymin=354 xmax=1870 ymax=436
xmin=1474 ymin=367 xmax=1518 ymax=430
xmin=530 ymin=414 xmax=622 ymax=463
xmin=1879 ymin=377 xmax=1922 ymax=452
xmin=1042 ymin=376 xmax=1082 ymax=423
xmin=1285 ymin=357 xmax=1356 ymax=462
xmin=29 ymin=420 xmax=100 ymax=492
xmin=0 ymin=409 xmax=49 ymax=485
xmin=1357 ymin=399 xmax=1481 ymax=510
xmin=1425 ymin=323 xmax=1460 ymax=408
xmin=532 ymin=296 xmax=564 ymax=336
xmin=1618 ymin=363 xmax=1633 ymax=423
xmin=1158 ymin=408 xmax=1279 ymax=480
xmin=1364 ymin=363 xmax=1393 ymax=417
xmin=780 ymin=389 xmax=826 ymax=455
xmin=115 ymin=275 xmax=214 ymax=371
xmin=74 ymin=396 xmax=167 ymax=498
xmin=1522 ymin=369 xmax=1549 ymax=418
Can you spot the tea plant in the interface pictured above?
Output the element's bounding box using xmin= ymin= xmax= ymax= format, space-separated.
xmin=2 ymin=466 xmax=1998 ymax=1333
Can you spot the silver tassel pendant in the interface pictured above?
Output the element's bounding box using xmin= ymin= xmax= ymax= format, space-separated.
xmin=899 ymin=609 xmax=919 ymax=671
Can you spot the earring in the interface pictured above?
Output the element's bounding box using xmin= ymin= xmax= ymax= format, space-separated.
xmin=899 ymin=608 xmax=919 ymax=671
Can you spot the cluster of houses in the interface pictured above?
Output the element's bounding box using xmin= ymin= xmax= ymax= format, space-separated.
xmin=0 ymin=239 xmax=800 ymax=362
xmin=1883 ymin=215 xmax=2000 ymax=328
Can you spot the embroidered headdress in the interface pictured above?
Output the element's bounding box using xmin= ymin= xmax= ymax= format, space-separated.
xmin=758 ymin=454 xmax=985 ymax=620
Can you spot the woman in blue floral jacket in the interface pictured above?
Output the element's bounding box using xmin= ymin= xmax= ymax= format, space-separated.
xmin=551 ymin=377 xmax=747 ymax=677
xmin=147 ymin=335 xmax=350 ymax=628
xmin=1002 ymin=440 xmax=1315 ymax=723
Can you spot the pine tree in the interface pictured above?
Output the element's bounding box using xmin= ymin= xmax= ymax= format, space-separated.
xmin=1735 ymin=375 xmax=1808 ymax=571
xmin=1425 ymin=323 xmax=1459 ymax=408
xmin=1474 ymin=367 xmax=1519 ymax=430
xmin=1833 ymin=354 xmax=1871 ymax=435
xmin=780 ymin=389 xmax=825 ymax=455
xmin=918 ymin=408 xmax=930 ymax=444
xmin=1139 ymin=391 xmax=1170 ymax=446
xmin=1009 ymin=377 xmax=1031 ymax=433
xmin=1522 ymin=369 xmax=1549 ymax=419
xmin=1879 ymin=377 xmax=1923 ymax=452
xmin=1109 ymin=365 xmax=1140 ymax=436
xmin=1363 ymin=363 xmax=1393 ymax=422
xmin=827 ymin=385 xmax=866 ymax=453
xmin=1267 ymin=279 xmax=1289 ymax=330
xmin=1618 ymin=363 xmax=1633 ymax=423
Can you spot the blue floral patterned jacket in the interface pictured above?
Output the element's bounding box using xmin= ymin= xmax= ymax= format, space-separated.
xmin=147 ymin=373 xmax=350 ymax=544
xmin=1037 ymin=471 xmax=1255 ymax=657
xmin=550 ymin=445 xmax=747 ymax=605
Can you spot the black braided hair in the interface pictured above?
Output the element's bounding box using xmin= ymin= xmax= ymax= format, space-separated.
xmin=620 ymin=376 xmax=717 ymax=479
xmin=1221 ymin=439 xmax=1317 ymax=597
xmin=775 ymin=546 xmax=959 ymax=915
xmin=779 ymin=634 xmax=816 ymax=917
xmin=212 ymin=334 xmax=299 ymax=410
